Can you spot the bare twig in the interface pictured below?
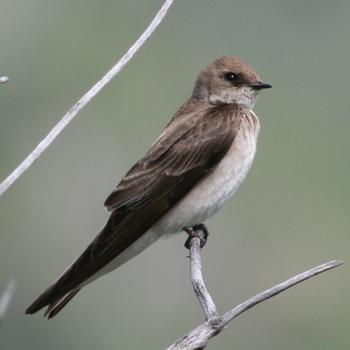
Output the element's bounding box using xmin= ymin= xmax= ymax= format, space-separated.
xmin=0 ymin=280 xmax=16 ymax=324
xmin=0 ymin=76 xmax=9 ymax=84
xmin=220 ymin=260 xmax=342 ymax=325
xmin=0 ymin=0 xmax=175 ymax=198
xmin=190 ymin=236 xmax=218 ymax=321
xmin=167 ymin=229 xmax=343 ymax=350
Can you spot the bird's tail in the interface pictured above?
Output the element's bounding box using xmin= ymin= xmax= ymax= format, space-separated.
xmin=25 ymin=287 xmax=80 ymax=319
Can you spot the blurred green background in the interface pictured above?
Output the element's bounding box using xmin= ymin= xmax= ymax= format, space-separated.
xmin=0 ymin=0 xmax=349 ymax=349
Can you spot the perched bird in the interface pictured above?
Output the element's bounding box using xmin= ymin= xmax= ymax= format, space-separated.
xmin=26 ymin=56 xmax=271 ymax=318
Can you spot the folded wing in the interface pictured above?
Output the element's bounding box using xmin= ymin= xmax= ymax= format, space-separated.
xmin=26 ymin=103 xmax=240 ymax=317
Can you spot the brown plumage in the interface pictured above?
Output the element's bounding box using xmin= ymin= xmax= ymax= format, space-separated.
xmin=26 ymin=56 xmax=271 ymax=318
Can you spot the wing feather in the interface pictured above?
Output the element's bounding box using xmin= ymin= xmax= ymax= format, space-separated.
xmin=104 ymin=103 xmax=238 ymax=210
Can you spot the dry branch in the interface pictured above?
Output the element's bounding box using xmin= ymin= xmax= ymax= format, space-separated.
xmin=166 ymin=227 xmax=343 ymax=350
xmin=0 ymin=0 xmax=175 ymax=198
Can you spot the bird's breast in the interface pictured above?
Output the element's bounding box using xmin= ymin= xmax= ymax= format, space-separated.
xmin=156 ymin=110 xmax=260 ymax=234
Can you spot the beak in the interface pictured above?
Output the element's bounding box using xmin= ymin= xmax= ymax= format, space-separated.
xmin=250 ymin=81 xmax=272 ymax=90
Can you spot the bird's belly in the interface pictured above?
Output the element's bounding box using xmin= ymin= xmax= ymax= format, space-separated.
xmin=155 ymin=129 xmax=258 ymax=234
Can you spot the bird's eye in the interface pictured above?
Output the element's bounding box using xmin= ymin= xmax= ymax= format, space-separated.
xmin=224 ymin=72 xmax=239 ymax=82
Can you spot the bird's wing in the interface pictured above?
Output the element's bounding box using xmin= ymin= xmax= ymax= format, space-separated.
xmin=104 ymin=104 xmax=239 ymax=211
xmin=26 ymin=103 xmax=241 ymax=314
xmin=73 ymin=104 xmax=240 ymax=278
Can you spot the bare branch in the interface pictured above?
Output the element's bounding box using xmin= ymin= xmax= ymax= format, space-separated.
xmin=190 ymin=236 xmax=218 ymax=321
xmin=167 ymin=229 xmax=343 ymax=350
xmin=0 ymin=0 xmax=175 ymax=198
xmin=0 ymin=280 xmax=16 ymax=324
xmin=0 ymin=76 xmax=9 ymax=84
xmin=221 ymin=260 xmax=343 ymax=326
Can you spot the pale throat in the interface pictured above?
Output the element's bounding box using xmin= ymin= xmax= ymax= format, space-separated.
xmin=209 ymin=87 xmax=258 ymax=109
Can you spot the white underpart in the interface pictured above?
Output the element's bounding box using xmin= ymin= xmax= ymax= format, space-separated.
xmin=81 ymin=111 xmax=260 ymax=287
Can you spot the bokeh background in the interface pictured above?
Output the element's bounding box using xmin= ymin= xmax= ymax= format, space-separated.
xmin=0 ymin=0 xmax=349 ymax=349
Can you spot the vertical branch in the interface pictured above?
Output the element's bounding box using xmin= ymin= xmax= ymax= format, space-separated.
xmin=0 ymin=0 xmax=175 ymax=198
xmin=189 ymin=236 xmax=218 ymax=321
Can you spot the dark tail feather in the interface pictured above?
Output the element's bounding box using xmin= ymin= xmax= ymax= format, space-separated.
xmin=26 ymin=287 xmax=80 ymax=318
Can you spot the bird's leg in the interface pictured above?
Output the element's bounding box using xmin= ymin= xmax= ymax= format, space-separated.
xmin=183 ymin=223 xmax=209 ymax=249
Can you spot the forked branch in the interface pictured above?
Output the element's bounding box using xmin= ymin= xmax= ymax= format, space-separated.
xmin=166 ymin=226 xmax=343 ymax=350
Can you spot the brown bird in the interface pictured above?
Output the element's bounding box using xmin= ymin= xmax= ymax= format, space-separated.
xmin=26 ymin=56 xmax=271 ymax=318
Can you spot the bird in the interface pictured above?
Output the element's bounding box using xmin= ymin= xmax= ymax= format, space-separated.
xmin=26 ymin=56 xmax=271 ymax=318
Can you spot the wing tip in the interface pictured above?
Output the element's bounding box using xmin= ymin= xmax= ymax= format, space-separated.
xmin=26 ymin=288 xmax=80 ymax=319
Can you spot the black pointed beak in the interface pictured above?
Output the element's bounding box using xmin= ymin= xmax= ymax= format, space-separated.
xmin=250 ymin=81 xmax=272 ymax=90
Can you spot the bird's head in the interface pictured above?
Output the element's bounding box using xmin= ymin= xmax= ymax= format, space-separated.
xmin=192 ymin=56 xmax=271 ymax=109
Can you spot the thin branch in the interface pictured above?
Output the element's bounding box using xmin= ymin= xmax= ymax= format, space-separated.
xmin=0 ymin=280 xmax=16 ymax=324
xmin=167 ymin=230 xmax=343 ymax=350
xmin=0 ymin=76 xmax=9 ymax=84
xmin=190 ymin=236 xmax=218 ymax=321
xmin=221 ymin=260 xmax=342 ymax=325
xmin=0 ymin=0 xmax=175 ymax=198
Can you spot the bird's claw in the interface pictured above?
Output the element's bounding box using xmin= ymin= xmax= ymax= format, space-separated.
xmin=183 ymin=224 xmax=209 ymax=249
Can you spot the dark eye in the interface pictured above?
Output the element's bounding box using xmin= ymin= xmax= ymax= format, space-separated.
xmin=224 ymin=72 xmax=239 ymax=82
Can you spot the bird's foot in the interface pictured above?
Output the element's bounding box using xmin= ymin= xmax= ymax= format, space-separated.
xmin=183 ymin=224 xmax=209 ymax=249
